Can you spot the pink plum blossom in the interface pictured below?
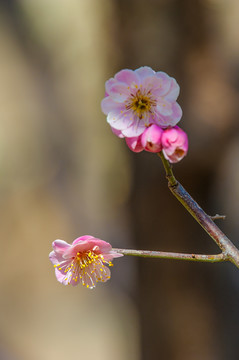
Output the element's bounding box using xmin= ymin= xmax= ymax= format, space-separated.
xmin=141 ymin=124 xmax=163 ymax=153
xmin=49 ymin=235 xmax=123 ymax=289
xmin=161 ymin=126 xmax=188 ymax=163
xmin=101 ymin=66 xmax=182 ymax=138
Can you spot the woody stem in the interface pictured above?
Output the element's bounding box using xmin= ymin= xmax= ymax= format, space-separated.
xmin=158 ymin=152 xmax=239 ymax=269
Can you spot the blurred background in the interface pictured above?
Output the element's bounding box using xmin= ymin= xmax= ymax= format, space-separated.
xmin=0 ymin=0 xmax=239 ymax=359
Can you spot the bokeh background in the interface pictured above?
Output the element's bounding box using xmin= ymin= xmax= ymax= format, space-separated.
xmin=1 ymin=1 xmax=239 ymax=359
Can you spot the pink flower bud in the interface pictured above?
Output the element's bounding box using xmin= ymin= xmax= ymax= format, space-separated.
xmin=161 ymin=126 xmax=188 ymax=163
xmin=141 ymin=124 xmax=163 ymax=153
xmin=125 ymin=135 xmax=144 ymax=153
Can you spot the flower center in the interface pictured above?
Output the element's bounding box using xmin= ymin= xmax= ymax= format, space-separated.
xmin=55 ymin=250 xmax=113 ymax=288
xmin=76 ymin=250 xmax=95 ymax=265
xmin=126 ymin=89 xmax=156 ymax=119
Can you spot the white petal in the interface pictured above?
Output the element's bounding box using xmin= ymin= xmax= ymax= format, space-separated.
xmin=107 ymin=111 xmax=134 ymax=130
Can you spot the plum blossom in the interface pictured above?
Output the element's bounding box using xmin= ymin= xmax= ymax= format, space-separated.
xmin=161 ymin=126 xmax=188 ymax=163
xmin=49 ymin=235 xmax=123 ymax=289
xmin=101 ymin=66 xmax=182 ymax=138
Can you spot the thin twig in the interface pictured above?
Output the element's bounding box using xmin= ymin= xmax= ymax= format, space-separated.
xmin=158 ymin=152 xmax=239 ymax=269
xmin=113 ymin=248 xmax=226 ymax=263
xmin=211 ymin=214 xmax=226 ymax=221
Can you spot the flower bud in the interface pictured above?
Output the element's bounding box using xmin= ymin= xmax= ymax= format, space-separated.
xmin=141 ymin=124 xmax=163 ymax=153
xmin=125 ymin=136 xmax=144 ymax=153
xmin=161 ymin=126 xmax=188 ymax=163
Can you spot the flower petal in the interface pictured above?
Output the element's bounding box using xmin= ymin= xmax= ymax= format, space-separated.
xmin=103 ymin=251 xmax=124 ymax=261
xmin=170 ymin=102 xmax=183 ymax=123
xmin=125 ymin=135 xmax=144 ymax=153
xmin=63 ymin=241 xmax=91 ymax=258
xmin=156 ymin=101 xmax=173 ymax=116
xmin=105 ymin=77 xmax=117 ymax=94
xmin=52 ymin=240 xmax=71 ymax=254
xmin=107 ymin=111 xmax=134 ymax=130
xmin=49 ymin=250 xmax=63 ymax=265
xmin=111 ymin=127 xmax=124 ymax=138
xmin=55 ymin=269 xmax=67 ymax=284
xmin=141 ymin=124 xmax=163 ymax=153
xmin=143 ymin=74 xmax=171 ymax=96
xmin=115 ymin=69 xmax=140 ymax=87
xmin=88 ymin=239 xmax=113 ymax=253
xmin=101 ymin=97 xmax=124 ymax=115
xmin=162 ymin=126 xmax=188 ymax=163
xmin=154 ymin=102 xmax=182 ymax=127
xmin=122 ymin=119 xmax=146 ymax=137
xmin=135 ymin=66 xmax=155 ymax=80
xmin=72 ymin=235 xmax=95 ymax=245
xmin=107 ymin=83 xmax=129 ymax=102
xmin=164 ymin=78 xmax=180 ymax=101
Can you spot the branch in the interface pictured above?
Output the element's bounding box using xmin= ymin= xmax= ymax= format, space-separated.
xmin=113 ymin=248 xmax=226 ymax=263
xmin=211 ymin=214 xmax=226 ymax=221
xmin=158 ymin=152 xmax=239 ymax=269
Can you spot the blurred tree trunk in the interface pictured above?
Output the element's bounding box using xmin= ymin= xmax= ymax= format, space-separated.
xmin=115 ymin=0 xmax=239 ymax=359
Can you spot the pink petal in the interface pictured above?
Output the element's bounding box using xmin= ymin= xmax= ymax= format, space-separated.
xmin=63 ymin=238 xmax=112 ymax=259
xmin=107 ymin=83 xmax=129 ymax=102
xmin=154 ymin=102 xmax=182 ymax=128
xmin=72 ymin=235 xmax=95 ymax=245
xmin=52 ymin=240 xmax=71 ymax=254
xmin=101 ymin=97 xmax=124 ymax=115
xmin=49 ymin=251 xmax=63 ymax=265
xmin=135 ymin=66 xmax=155 ymax=80
xmin=141 ymin=125 xmax=163 ymax=153
xmin=115 ymin=69 xmax=140 ymax=87
xmin=105 ymin=78 xmax=117 ymax=94
xmin=143 ymin=74 xmax=171 ymax=96
xmin=155 ymin=71 xmax=171 ymax=82
xmin=156 ymin=101 xmax=173 ymax=116
xmin=154 ymin=72 xmax=171 ymax=94
xmin=171 ymin=102 xmax=183 ymax=123
xmin=111 ymin=127 xmax=124 ymax=138
xmin=55 ymin=269 xmax=67 ymax=284
xmin=103 ymin=252 xmax=124 ymax=261
xmin=125 ymin=135 xmax=144 ymax=153
xmin=164 ymin=78 xmax=180 ymax=101
xmin=63 ymin=241 xmax=91 ymax=258
xmin=162 ymin=126 xmax=188 ymax=163
xmin=87 ymin=239 xmax=112 ymax=254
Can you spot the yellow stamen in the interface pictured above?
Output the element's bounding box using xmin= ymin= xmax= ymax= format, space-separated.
xmin=125 ymin=89 xmax=156 ymax=120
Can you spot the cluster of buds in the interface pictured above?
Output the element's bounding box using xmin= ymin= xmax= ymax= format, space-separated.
xmin=126 ymin=124 xmax=188 ymax=163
